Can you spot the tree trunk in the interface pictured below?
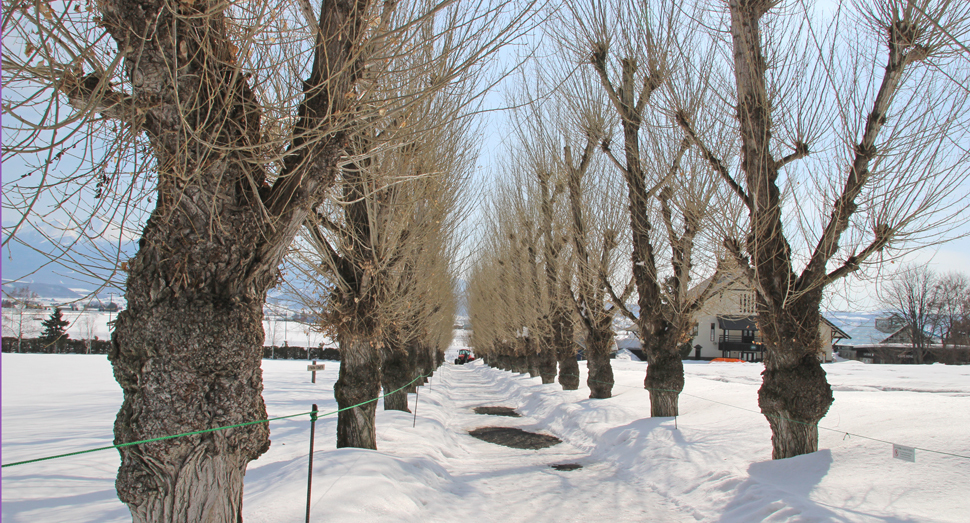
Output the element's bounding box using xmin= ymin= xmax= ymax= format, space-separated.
xmin=334 ymin=336 xmax=381 ymax=449
xmin=382 ymin=344 xmax=413 ymax=412
xmin=111 ymin=297 xmax=270 ymax=522
xmin=537 ymin=337 xmax=558 ymax=384
xmin=557 ymin=343 xmax=580 ymax=391
xmin=406 ymin=345 xmax=421 ymax=393
xmin=586 ymin=332 xmax=614 ymax=399
xmin=525 ymin=337 xmax=540 ymax=377
xmin=499 ymin=354 xmax=512 ymax=371
xmin=644 ymin=346 xmax=684 ymax=417
xmin=558 ymin=354 xmax=580 ymax=390
xmin=512 ymin=354 xmax=528 ymax=373
xmin=417 ymin=347 xmax=434 ymax=383
xmin=554 ymin=310 xmax=579 ymax=390
xmin=759 ymin=351 xmax=832 ymax=459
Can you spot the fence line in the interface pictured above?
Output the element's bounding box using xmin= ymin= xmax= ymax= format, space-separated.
xmin=1 ymin=373 xmax=431 ymax=469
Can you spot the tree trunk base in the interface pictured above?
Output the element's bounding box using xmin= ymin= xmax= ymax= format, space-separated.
xmin=648 ymin=390 xmax=679 ymax=417
xmin=759 ymin=353 xmax=833 ymax=459
xmin=383 ymin=346 xmax=413 ymax=412
xmin=587 ymin=352 xmax=613 ymax=399
xmin=511 ymin=355 xmax=528 ymax=373
xmin=558 ymin=354 xmax=580 ymax=390
xmin=526 ymin=350 xmax=539 ymax=377
xmin=110 ymin=298 xmax=270 ymax=522
xmin=537 ymin=344 xmax=557 ymax=384
xmin=334 ymin=337 xmax=381 ymax=449
xmin=644 ymin=351 xmax=684 ymax=417
xmin=765 ymin=412 xmax=820 ymax=459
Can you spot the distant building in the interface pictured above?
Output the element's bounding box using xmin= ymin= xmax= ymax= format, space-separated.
xmin=685 ymin=262 xmax=848 ymax=362
xmin=834 ymin=314 xmax=958 ymax=364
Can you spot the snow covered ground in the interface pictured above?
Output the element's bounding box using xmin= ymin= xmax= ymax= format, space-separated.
xmin=3 ymin=331 xmax=969 ymax=522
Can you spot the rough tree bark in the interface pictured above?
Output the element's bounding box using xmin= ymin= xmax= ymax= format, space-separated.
xmin=590 ymin=48 xmax=687 ymax=417
xmin=382 ymin=342 xmax=414 ymax=412
xmin=554 ymin=307 xmax=580 ymax=390
xmin=90 ymin=0 xmax=372 ymax=518
xmin=728 ymin=0 xmax=837 ymax=452
xmin=585 ymin=329 xmax=615 ymax=399
xmin=334 ymin=336 xmax=382 ymax=449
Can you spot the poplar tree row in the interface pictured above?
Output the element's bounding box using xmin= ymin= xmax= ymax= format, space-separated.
xmin=469 ymin=0 xmax=970 ymax=460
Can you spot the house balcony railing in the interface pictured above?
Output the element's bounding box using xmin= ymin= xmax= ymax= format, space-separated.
xmin=718 ymin=341 xmax=764 ymax=354
xmin=718 ymin=333 xmax=762 ymax=344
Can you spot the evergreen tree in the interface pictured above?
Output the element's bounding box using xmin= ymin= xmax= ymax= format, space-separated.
xmin=40 ymin=308 xmax=69 ymax=342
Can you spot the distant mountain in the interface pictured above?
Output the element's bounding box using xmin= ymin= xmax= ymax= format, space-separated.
xmin=2 ymin=229 xmax=132 ymax=293
xmin=821 ymin=310 xmax=886 ymax=332
xmin=2 ymin=281 xmax=87 ymax=300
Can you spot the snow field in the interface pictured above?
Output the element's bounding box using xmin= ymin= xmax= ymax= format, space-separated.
xmin=2 ymin=309 xmax=333 ymax=348
xmin=3 ymin=336 xmax=969 ymax=522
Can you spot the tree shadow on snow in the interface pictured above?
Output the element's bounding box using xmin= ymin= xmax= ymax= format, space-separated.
xmin=716 ymin=450 xmax=924 ymax=523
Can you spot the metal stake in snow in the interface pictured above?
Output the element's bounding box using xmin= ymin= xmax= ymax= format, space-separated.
xmin=413 ymin=385 xmax=420 ymax=428
xmin=306 ymin=404 xmax=318 ymax=523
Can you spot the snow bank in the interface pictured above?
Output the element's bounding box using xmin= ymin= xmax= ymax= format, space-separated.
xmin=3 ymin=352 xmax=969 ymax=522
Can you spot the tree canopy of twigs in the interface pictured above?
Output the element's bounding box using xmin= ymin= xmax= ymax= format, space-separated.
xmin=288 ymin=37 xmax=477 ymax=445
xmin=3 ymin=0 xmax=538 ymax=518
xmin=671 ymin=0 xmax=970 ymax=459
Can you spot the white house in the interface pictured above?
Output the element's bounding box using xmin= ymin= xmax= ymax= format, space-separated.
xmin=686 ymin=266 xmax=849 ymax=363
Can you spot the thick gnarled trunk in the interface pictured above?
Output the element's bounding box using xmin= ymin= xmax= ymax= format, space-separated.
xmin=536 ymin=335 xmax=558 ymax=384
xmin=726 ymin=1 xmax=837 ymax=458
xmin=644 ymin=346 xmax=684 ymax=417
xmin=382 ymin=344 xmax=413 ymax=412
xmin=334 ymin=336 xmax=381 ymax=449
xmin=758 ymin=317 xmax=833 ymax=459
xmin=556 ymin=315 xmax=579 ymax=390
xmin=111 ymin=296 xmax=270 ymax=522
xmin=586 ymin=331 xmax=614 ymax=399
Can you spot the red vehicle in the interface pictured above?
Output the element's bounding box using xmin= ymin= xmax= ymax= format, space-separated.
xmin=454 ymin=349 xmax=475 ymax=365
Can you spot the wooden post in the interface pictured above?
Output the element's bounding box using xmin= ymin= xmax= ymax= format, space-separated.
xmin=307 ymin=361 xmax=325 ymax=383
xmin=306 ymin=404 xmax=318 ymax=523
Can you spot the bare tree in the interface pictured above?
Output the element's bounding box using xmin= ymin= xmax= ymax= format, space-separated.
xmin=466 ymin=192 xmax=542 ymax=374
xmin=882 ymin=265 xmax=938 ymax=363
xmin=294 ymin=40 xmax=477 ymax=445
xmin=932 ymin=272 xmax=969 ymax=350
xmin=562 ymin=0 xmax=722 ymax=416
xmin=502 ymin=82 xmax=581 ymax=386
xmin=677 ymin=0 xmax=970 ymax=458
xmin=3 ymin=0 xmax=534 ymax=517
xmin=563 ymin=130 xmax=631 ymax=398
xmin=2 ymin=287 xmax=40 ymax=352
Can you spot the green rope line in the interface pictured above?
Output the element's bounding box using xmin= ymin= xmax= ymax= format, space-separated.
xmin=2 ymin=373 xmax=431 ymax=469
xmin=507 ymin=368 xmax=970 ymax=461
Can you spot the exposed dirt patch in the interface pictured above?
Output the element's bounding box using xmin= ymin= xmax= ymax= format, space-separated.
xmin=468 ymin=427 xmax=562 ymax=449
xmin=551 ymin=463 xmax=583 ymax=471
xmin=473 ymin=406 xmax=521 ymax=417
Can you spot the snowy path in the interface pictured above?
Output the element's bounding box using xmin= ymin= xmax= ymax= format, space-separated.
xmin=4 ymin=346 xmax=970 ymax=522
xmin=410 ymin=362 xmax=689 ymax=523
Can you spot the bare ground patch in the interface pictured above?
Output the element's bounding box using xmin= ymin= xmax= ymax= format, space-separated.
xmin=473 ymin=406 xmax=521 ymax=417
xmin=468 ymin=427 xmax=561 ymax=449
xmin=550 ymin=463 xmax=583 ymax=471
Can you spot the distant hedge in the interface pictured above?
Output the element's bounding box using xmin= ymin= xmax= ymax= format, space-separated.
xmin=263 ymin=345 xmax=340 ymax=361
xmin=3 ymin=337 xmax=340 ymax=361
xmin=2 ymin=336 xmax=111 ymax=354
